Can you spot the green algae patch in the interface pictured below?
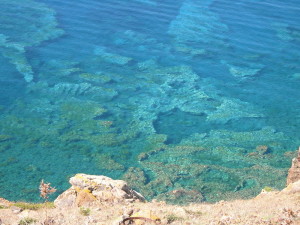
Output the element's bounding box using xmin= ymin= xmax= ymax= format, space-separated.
xmin=60 ymin=101 xmax=107 ymax=121
xmin=79 ymin=73 xmax=112 ymax=83
xmin=94 ymin=154 xmax=125 ymax=171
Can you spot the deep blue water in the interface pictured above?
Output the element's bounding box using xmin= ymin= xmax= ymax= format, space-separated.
xmin=0 ymin=0 xmax=300 ymax=203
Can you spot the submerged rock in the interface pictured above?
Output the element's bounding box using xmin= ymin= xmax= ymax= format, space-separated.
xmin=168 ymin=0 xmax=228 ymax=54
xmin=0 ymin=0 xmax=64 ymax=82
xmin=54 ymin=174 xmax=145 ymax=207
xmin=94 ymin=46 xmax=132 ymax=65
xmin=206 ymin=98 xmax=263 ymax=123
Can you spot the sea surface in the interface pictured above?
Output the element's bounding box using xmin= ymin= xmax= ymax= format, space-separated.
xmin=0 ymin=0 xmax=300 ymax=203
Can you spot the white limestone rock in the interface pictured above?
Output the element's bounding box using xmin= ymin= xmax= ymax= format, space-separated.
xmin=54 ymin=174 xmax=145 ymax=208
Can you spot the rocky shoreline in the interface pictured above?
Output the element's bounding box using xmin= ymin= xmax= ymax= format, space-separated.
xmin=1 ymin=148 xmax=300 ymax=225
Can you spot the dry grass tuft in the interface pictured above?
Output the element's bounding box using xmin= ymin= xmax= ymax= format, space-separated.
xmin=13 ymin=202 xmax=55 ymax=211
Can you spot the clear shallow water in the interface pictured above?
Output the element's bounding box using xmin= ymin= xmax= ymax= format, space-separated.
xmin=0 ymin=0 xmax=300 ymax=203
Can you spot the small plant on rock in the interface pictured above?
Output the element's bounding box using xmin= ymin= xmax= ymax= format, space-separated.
xmin=80 ymin=207 xmax=91 ymax=216
xmin=39 ymin=180 xmax=56 ymax=200
xmin=39 ymin=180 xmax=56 ymax=224
xmin=166 ymin=214 xmax=183 ymax=224
xmin=263 ymin=186 xmax=274 ymax=192
xmin=18 ymin=217 xmax=37 ymax=225
xmin=186 ymin=209 xmax=203 ymax=216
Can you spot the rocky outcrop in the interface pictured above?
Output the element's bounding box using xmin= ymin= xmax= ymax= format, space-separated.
xmin=54 ymin=174 xmax=145 ymax=208
xmin=282 ymin=180 xmax=300 ymax=194
xmin=287 ymin=147 xmax=300 ymax=185
xmin=0 ymin=197 xmax=10 ymax=208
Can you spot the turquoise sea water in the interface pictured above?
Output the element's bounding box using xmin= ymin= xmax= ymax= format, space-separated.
xmin=0 ymin=0 xmax=300 ymax=203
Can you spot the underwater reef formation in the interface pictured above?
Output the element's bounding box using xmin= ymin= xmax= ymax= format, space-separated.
xmin=0 ymin=55 xmax=298 ymax=203
xmin=168 ymin=0 xmax=228 ymax=56
xmin=125 ymin=127 xmax=295 ymax=202
xmin=271 ymin=22 xmax=300 ymax=42
xmin=167 ymin=0 xmax=266 ymax=82
xmin=221 ymin=60 xmax=264 ymax=80
xmin=94 ymin=46 xmax=133 ymax=66
xmin=0 ymin=0 xmax=63 ymax=82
